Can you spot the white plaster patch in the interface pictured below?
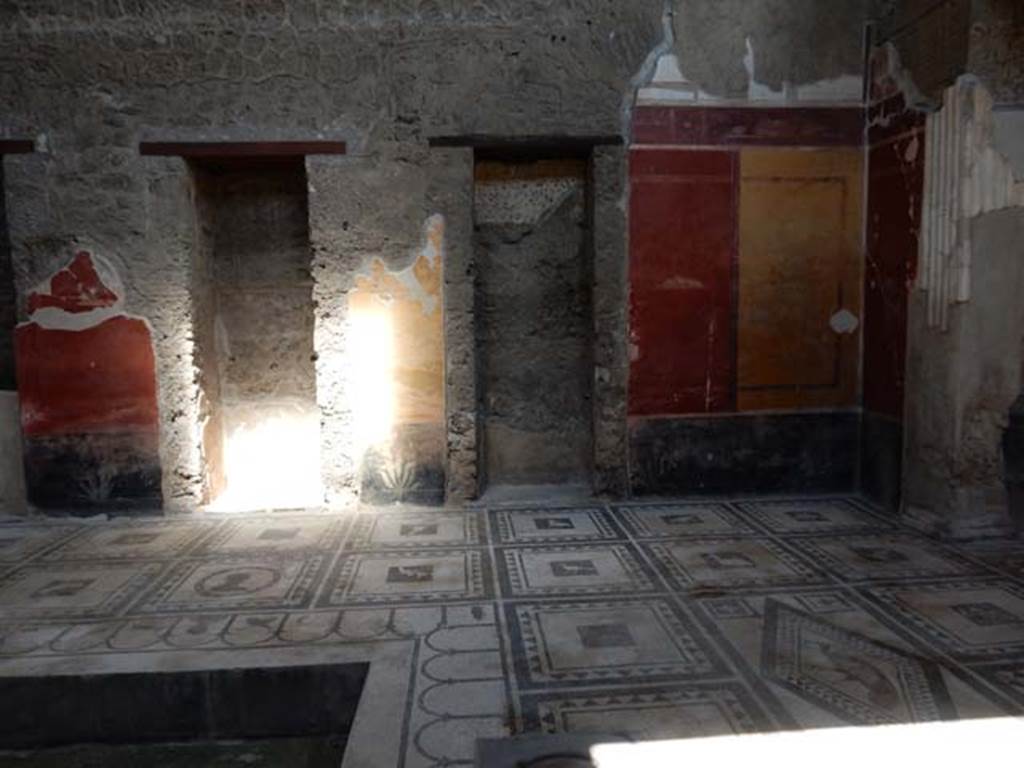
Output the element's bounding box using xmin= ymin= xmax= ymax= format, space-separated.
xmin=474 ymin=178 xmax=581 ymax=226
xmin=637 ymin=52 xmax=722 ymax=105
xmin=829 ymin=309 xmax=859 ymax=335
xmin=389 ymin=214 xmax=444 ymax=316
xmin=744 ymin=37 xmax=786 ymax=102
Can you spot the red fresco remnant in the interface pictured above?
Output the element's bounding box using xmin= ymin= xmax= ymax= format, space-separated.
xmin=26 ymin=251 xmax=119 ymax=314
xmin=16 ymin=251 xmax=159 ymax=438
xmin=863 ymin=96 xmax=926 ymax=420
xmin=628 ymin=148 xmax=737 ymax=416
xmin=16 ymin=319 xmax=159 ymax=437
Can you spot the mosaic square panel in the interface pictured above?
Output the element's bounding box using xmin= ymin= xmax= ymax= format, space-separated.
xmin=644 ymin=537 xmax=822 ymax=588
xmin=506 ymin=598 xmax=727 ymax=688
xmin=0 ymin=524 xmax=82 ymax=564
xmin=490 ymin=507 xmax=622 ymax=544
xmin=320 ymin=550 xmax=490 ymax=606
xmin=194 ymin=516 xmax=348 ymax=556
xmin=344 ymin=510 xmax=483 ymax=550
xmin=520 ymin=683 xmax=776 ymax=740
xmin=131 ymin=555 xmax=327 ymax=614
xmin=863 ymin=580 xmax=1024 ymax=660
xmin=762 ymin=599 xmax=957 ymax=724
xmin=973 ymin=662 xmax=1024 ymax=707
xmin=614 ymin=502 xmax=755 ymax=538
xmin=0 ymin=561 xmax=164 ymax=619
xmin=956 ymin=542 xmax=1024 ymax=583
xmin=43 ymin=520 xmax=217 ymax=561
xmin=792 ymin=591 xmax=857 ymax=614
xmin=497 ymin=544 xmax=658 ymax=597
xmin=734 ymin=498 xmax=891 ymax=534
xmin=789 ymin=534 xmax=980 ymax=582
xmin=704 ymin=597 xmax=760 ymax=620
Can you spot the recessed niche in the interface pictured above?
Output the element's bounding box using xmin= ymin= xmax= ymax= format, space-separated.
xmin=191 ymin=157 xmax=321 ymax=510
xmin=473 ymin=154 xmax=595 ymax=494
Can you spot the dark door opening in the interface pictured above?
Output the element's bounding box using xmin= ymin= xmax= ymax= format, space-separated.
xmin=473 ymin=155 xmax=595 ymax=497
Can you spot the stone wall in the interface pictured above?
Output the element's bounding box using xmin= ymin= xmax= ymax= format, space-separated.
xmin=0 ymin=1 xmax=664 ymax=509
xmin=0 ymin=0 xmax=884 ymax=510
xmin=968 ymin=0 xmax=1024 ymax=104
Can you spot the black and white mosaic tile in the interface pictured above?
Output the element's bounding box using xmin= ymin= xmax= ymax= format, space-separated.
xmin=643 ymin=536 xmax=824 ymax=589
xmin=344 ymin=510 xmax=484 ymax=550
xmin=497 ymin=543 xmax=660 ymax=597
xmin=0 ymin=560 xmax=165 ymax=619
xmin=614 ymin=502 xmax=756 ymax=539
xmin=860 ymin=579 xmax=1024 ymax=661
xmin=505 ymin=597 xmax=729 ymax=688
xmin=761 ymin=598 xmax=958 ymax=725
xmin=130 ymin=555 xmax=328 ymax=614
xmin=788 ymin=534 xmax=983 ymax=583
xmin=43 ymin=519 xmax=218 ymax=561
xmin=732 ymin=498 xmax=893 ymax=535
xmin=193 ymin=516 xmax=348 ymax=556
xmin=320 ymin=549 xmax=491 ymax=606
xmin=490 ymin=507 xmax=624 ymax=544
xmin=519 ymin=682 xmax=778 ymax=739
xmin=2 ymin=496 xmax=1024 ymax=766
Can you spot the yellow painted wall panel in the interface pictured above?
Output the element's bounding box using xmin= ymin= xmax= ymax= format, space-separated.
xmin=737 ymin=149 xmax=863 ymax=411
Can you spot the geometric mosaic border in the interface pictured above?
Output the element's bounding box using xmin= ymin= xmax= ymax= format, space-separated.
xmin=496 ymin=543 xmax=660 ymax=597
xmin=505 ymin=597 xmax=729 ymax=689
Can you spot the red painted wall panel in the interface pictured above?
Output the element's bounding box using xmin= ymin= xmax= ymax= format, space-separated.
xmin=863 ymin=102 xmax=925 ymax=420
xmin=16 ymin=318 xmax=160 ymax=437
xmin=628 ymin=148 xmax=737 ymax=416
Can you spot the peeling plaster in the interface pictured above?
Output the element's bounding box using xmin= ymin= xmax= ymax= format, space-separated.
xmin=389 ymin=214 xmax=444 ymax=317
xmin=625 ymin=0 xmax=677 ymax=134
xmin=20 ymin=250 xmax=132 ymax=332
xmin=830 ymin=308 xmax=860 ymax=334
xmin=638 ymin=33 xmax=865 ymax=106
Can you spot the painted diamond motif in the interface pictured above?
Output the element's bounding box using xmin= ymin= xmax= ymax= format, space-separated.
xmin=761 ymin=599 xmax=955 ymax=724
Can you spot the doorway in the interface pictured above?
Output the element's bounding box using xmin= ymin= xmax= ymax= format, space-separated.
xmin=473 ymin=154 xmax=594 ymax=497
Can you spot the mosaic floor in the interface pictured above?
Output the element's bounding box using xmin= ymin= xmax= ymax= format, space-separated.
xmin=2 ymin=496 xmax=1024 ymax=766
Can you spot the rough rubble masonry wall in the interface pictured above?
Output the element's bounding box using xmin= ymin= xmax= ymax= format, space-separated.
xmin=0 ymin=1 xmax=877 ymax=509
